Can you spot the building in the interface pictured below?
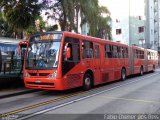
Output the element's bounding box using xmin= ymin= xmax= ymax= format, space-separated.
xmin=99 ymin=0 xmax=146 ymax=46
xmin=145 ymin=0 xmax=160 ymax=51
xmin=82 ymin=0 xmax=160 ymax=51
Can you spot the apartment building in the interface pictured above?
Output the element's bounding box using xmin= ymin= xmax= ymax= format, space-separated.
xmin=82 ymin=0 xmax=160 ymax=51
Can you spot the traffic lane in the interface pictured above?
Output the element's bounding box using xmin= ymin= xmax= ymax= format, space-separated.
xmin=41 ymin=71 xmax=160 ymax=114
xmin=18 ymin=72 xmax=160 ymax=115
xmin=0 ymin=90 xmax=77 ymax=113
xmin=0 ymin=71 xmax=159 ymax=115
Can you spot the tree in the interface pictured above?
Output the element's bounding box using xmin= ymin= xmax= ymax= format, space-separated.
xmin=0 ymin=0 xmax=47 ymax=38
xmin=74 ymin=0 xmax=99 ymax=34
xmin=46 ymin=0 xmax=111 ymax=39
xmin=0 ymin=12 xmax=14 ymax=37
xmin=96 ymin=6 xmax=112 ymax=39
xmin=46 ymin=0 xmax=75 ymax=31
xmin=46 ymin=24 xmax=58 ymax=31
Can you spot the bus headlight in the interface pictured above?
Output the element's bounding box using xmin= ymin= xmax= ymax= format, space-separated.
xmin=49 ymin=72 xmax=57 ymax=79
xmin=24 ymin=72 xmax=30 ymax=78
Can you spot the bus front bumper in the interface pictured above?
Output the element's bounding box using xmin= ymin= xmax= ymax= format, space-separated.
xmin=24 ymin=78 xmax=64 ymax=90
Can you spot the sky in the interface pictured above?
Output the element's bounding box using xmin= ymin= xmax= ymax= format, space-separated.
xmin=43 ymin=0 xmax=145 ymax=26
xmin=98 ymin=0 xmax=145 ymax=18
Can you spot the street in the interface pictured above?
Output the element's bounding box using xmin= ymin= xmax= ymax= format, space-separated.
xmin=1 ymin=70 xmax=160 ymax=120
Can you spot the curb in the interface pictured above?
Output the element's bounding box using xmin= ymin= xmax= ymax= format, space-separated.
xmin=0 ymin=89 xmax=38 ymax=99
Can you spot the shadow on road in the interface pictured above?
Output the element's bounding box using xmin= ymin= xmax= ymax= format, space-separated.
xmin=0 ymin=78 xmax=24 ymax=90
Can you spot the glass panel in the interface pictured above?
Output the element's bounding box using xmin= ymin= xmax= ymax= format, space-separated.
xmin=26 ymin=41 xmax=61 ymax=69
xmin=95 ymin=45 xmax=100 ymax=58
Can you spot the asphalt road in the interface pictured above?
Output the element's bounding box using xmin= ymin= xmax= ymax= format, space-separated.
xmin=1 ymin=70 xmax=160 ymax=120
xmin=29 ymin=70 xmax=160 ymax=120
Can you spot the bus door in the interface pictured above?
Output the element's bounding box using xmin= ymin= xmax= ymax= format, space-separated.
xmin=62 ymin=37 xmax=81 ymax=88
xmin=93 ymin=43 xmax=101 ymax=84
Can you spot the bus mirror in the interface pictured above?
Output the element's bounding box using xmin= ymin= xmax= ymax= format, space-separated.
xmin=66 ymin=47 xmax=71 ymax=59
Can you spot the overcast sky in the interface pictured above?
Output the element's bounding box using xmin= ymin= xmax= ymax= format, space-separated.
xmin=99 ymin=0 xmax=145 ymax=18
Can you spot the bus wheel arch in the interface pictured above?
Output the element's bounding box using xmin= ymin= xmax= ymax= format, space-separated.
xmin=121 ymin=67 xmax=126 ymax=81
xmin=83 ymin=69 xmax=94 ymax=90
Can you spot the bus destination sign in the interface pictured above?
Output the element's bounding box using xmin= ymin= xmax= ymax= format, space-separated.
xmin=30 ymin=33 xmax=62 ymax=42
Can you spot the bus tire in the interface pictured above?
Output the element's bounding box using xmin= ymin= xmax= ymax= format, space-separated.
xmin=83 ymin=73 xmax=92 ymax=91
xmin=152 ymin=65 xmax=155 ymax=72
xmin=140 ymin=67 xmax=143 ymax=76
xmin=121 ymin=68 xmax=126 ymax=81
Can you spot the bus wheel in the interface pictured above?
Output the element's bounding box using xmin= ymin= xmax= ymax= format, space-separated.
xmin=152 ymin=65 xmax=155 ymax=72
xmin=83 ymin=73 xmax=92 ymax=91
xmin=140 ymin=67 xmax=143 ymax=76
xmin=121 ymin=68 xmax=126 ymax=81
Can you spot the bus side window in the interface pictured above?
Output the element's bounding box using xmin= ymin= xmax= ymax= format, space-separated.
xmin=148 ymin=52 xmax=151 ymax=60
xmin=125 ymin=48 xmax=128 ymax=58
xmin=105 ymin=44 xmax=112 ymax=58
xmin=95 ymin=45 xmax=100 ymax=58
xmin=117 ymin=47 xmax=121 ymax=58
xmin=113 ymin=46 xmax=118 ymax=58
xmin=82 ymin=40 xmax=93 ymax=59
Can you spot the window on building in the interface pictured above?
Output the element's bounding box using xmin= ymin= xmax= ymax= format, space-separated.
xmin=116 ymin=29 xmax=122 ymax=35
xmin=138 ymin=16 xmax=142 ymax=20
xmin=138 ymin=26 xmax=144 ymax=33
xmin=116 ymin=19 xmax=120 ymax=23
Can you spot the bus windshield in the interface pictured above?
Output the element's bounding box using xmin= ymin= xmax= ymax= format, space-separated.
xmin=26 ymin=41 xmax=61 ymax=69
xmin=26 ymin=33 xmax=62 ymax=70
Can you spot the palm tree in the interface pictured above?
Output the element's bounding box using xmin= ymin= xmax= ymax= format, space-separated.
xmin=96 ymin=6 xmax=112 ymax=39
xmin=73 ymin=0 xmax=99 ymax=35
xmin=46 ymin=0 xmax=111 ymax=38
xmin=0 ymin=0 xmax=46 ymax=38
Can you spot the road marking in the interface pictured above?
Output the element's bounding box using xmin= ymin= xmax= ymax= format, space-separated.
xmin=0 ymin=91 xmax=85 ymax=117
xmin=0 ymin=72 xmax=159 ymax=119
xmin=99 ymin=96 xmax=160 ymax=104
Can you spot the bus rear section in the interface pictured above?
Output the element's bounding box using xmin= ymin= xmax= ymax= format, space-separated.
xmin=128 ymin=46 xmax=158 ymax=75
xmin=146 ymin=49 xmax=158 ymax=72
xmin=129 ymin=46 xmax=146 ymax=75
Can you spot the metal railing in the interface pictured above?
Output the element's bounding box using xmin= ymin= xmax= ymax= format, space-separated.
xmin=0 ymin=58 xmax=23 ymax=78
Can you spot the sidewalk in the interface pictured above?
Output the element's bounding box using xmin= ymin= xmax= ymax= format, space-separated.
xmin=0 ymin=88 xmax=38 ymax=99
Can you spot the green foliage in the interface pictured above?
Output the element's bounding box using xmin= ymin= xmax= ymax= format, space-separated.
xmin=0 ymin=12 xmax=14 ymax=37
xmin=96 ymin=6 xmax=112 ymax=39
xmin=0 ymin=0 xmax=112 ymax=39
xmin=46 ymin=24 xmax=58 ymax=31
xmin=47 ymin=0 xmax=111 ymax=39
xmin=0 ymin=0 xmax=47 ymax=38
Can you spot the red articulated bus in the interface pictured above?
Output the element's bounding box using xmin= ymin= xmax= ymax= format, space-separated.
xmin=23 ymin=31 xmax=158 ymax=90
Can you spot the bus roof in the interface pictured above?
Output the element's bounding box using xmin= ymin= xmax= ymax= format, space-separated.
xmin=29 ymin=31 xmax=128 ymax=47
